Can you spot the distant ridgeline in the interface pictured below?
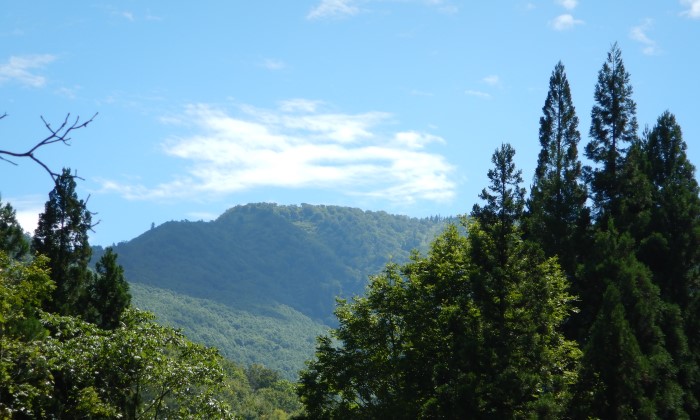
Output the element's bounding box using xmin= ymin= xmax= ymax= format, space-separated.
xmin=92 ymin=203 xmax=451 ymax=377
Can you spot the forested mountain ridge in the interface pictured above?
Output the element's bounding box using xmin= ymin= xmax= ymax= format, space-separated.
xmin=90 ymin=203 xmax=451 ymax=378
xmin=94 ymin=203 xmax=450 ymax=323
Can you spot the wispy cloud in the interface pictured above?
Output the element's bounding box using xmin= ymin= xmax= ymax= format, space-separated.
xmin=550 ymin=14 xmax=584 ymax=30
xmin=680 ymin=0 xmax=700 ymax=18
xmin=307 ymin=0 xmax=360 ymax=20
xmin=307 ymin=0 xmax=458 ymax=20
xmin=0 ymin=54 xmax=56 ymax=87
xmin=100 ymin=102 xmax=455 ymax=205
xmin=278 ymin=99 xmax=323 ymax=113
xmin=555 ymin=0 xmax=578 ymax=10
xmin=425 ymin=0 xmax=459 ymax=14
xmin=121 ymin=11 xmax=135 ymax=21
xmin=465 ymin=90 xmax=491 ymax=99
xmin=261 ymin=58 xmax=286 ymax=70
xmin=630 ymin=19 xmax=659 ymax=55
xmin=482 ymin=75 xmax=500 ymax=86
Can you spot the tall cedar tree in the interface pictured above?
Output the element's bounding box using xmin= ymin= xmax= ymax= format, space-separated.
xmin=471 ymin=143 xmax=526 ymax=263
xmin=573 ymin=224 xmax=688 ymax=418
xmin=640 ymin=111 xmax=700 ymax=309
xmin=469 ymin=144 xmax=579 ymax=417
xmin=526 ymin=61 xmax=588 ymax=276
xmin=86 ymin=247 xmax=131 ymax=329
xmin=32 ymin=168 xmax=93 ymax=316
xmin=585 ymin=43 xmax=638 ymax=222
xmin=641 ymin=111 xmax=700 ymax=414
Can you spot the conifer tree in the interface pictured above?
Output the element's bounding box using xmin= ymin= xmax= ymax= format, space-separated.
xmin=585 ymin=43 xmax=638 ymax=222
xmin=86 ymin=248 xmax=131 ymax=329
xmin=0 ymin=198 xmax=30 ymax=260
xmin=469 ymin=144 xmax=579 ymax=417
xmin=640 ymin=111 xmax=700 ymax=309
xmin=32 ymin=168 xmax=93 ymax=316
xmin=471 ymin=143 xmax=525 ymax=265
xmin=574 ymin=224 xmax=687 ymax=417
xmin=526 ymin=61 xmax=588 ymax=276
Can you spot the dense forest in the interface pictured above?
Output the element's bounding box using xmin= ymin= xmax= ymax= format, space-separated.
xmin=296 ymin=44 xmax=700 ymax=418
xmin=2 ymin=42 xmax=700 ymax=418
xmin=89 ymin=203 xmax=449 ymax=378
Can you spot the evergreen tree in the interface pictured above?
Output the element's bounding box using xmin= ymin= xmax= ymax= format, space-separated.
xmin=471 ymin=143 xmax=525 ymax=267
xmin=86 ymin=247 xmax=131 ymax=330
xmin=585 ymin=42 xmax=638 ymax=221
xmin=32 ymin=168 xmax=93 ymax=316
xmin=0 ymin=198 xmax=30 ymax=260
xmin=526 ymin=61 xmax=589 ymax=276
xmin=639 ymin=111 xmax=700 ymax=415
xmin=640 ymin=111 xmax=700 ymax=309
xmin=574 ymin=224 xmax=687 ymax=417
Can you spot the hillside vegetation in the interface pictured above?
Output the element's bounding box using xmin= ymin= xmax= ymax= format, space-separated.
xmin=129 ymin=282 xmax=328 ymax=379
xmin=93 ymin=203 xmax=450 ymax=377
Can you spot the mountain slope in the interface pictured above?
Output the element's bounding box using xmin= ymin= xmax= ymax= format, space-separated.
xmin=100 ymin=203 xmax=449 ymax=321
xmin=94 ymin=203 xmax=451 ymax=375
xmin=129 ymin=282 xmax=328 ymax=379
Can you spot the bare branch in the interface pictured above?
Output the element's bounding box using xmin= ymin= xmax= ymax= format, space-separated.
xmin=0 ymin=112 xmax=97 ymax=182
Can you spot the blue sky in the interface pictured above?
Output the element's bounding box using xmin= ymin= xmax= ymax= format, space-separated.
xmin=1 ymin=1 xmax=699 ymax=246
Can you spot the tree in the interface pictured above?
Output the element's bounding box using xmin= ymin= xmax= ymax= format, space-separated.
xmin=526 ymin=61 xmax=589 ymax=276
xmin=298 ymin=263 xmax=421 ymax=418
xmin=471 ymin=143 xmax=526 ymax=269
xmin=0 ymin=198 xmax=30 ymax=261
xmin=86 ymin=247 xmax=131 ymax=330
xmin=32 ymin=168 xmax=93 ymax=316
xmin=298 ymin=145 xmax=580 ymax=418
xmin=639 ymin=111 xmax=700 ymax=309
xmin=41 ymin=308 xmax=235 ymax=419
xmin=584 ymin=42 xmax=638 ymax=221
xmin=0 ymin=252 xmax=55 ymax=417
xmin=574 ymin=224 xmax=688 ymax=418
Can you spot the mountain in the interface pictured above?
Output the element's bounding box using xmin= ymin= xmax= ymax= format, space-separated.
xmin=93 ymin=203 xmax=451 ymax=377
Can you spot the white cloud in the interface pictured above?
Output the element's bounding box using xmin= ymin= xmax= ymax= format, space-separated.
xmin=278 ymin=99 xmax=323 ymax=113
xmin=100 ymin=102 xmax=455 ymax=205
xmin=482 ymin=75 xmax=500 ymax=86
xmin=550 ymin=14 xmax=584 ymax=30
xmin=121 ymin=11 xmax=135 ymax=21
xmin=307 ymin=0 xmax=360 ymax=20
xmin=0 ymin=54 xmax=56 ymax=87
xmin=555 ymin=0 xmax=578 ymax=10
xmin=261 ymin=58 xmax=286 ymax=70
xmin=424 ymin=0 xmax=459 ymax=14
xmin=307 ymin=0 xmax=458 ymax=20
xmin=680 ymin=0 xmax=700 ymax=18
xmin=465 ymin=90 xmax=491 ymax=99
xmin=630 ymin=19 xmax=659 ymax=55
xmin=3 ymin=195 xmax=45 ymax=234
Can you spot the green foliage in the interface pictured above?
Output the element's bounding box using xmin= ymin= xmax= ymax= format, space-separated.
xmin=32 ymin=168 xmax=93 ymax=316
xmin=585 ymin=42 xmax=639 ymax=220
xmin=0 ymin=252 xmax=54 ymax=418
xmin=129 ymin=282 xmax=328 ymax=380
xmin=526 ymin=61 xmax=589 ymax=276
xmin=0 ymin=198 xmax=30 ymax=261
xmin=41 ymin=308 xmax=235 ymax=418
xmin=298 ymin=220 xmax=580 ymax=418
xmin=574 ymin=225 xmax=687 ymax=417
xmin=639 ymin=111 xmax=700 ymax=309
xmin=85 ymin=247 xmax=131 ymax=329
xmin=102 ymin=203 xmax=447 ymax=324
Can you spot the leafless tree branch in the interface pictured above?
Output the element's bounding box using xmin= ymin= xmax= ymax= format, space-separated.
xmin=0 ymin=112 xmax=98 ymax=182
